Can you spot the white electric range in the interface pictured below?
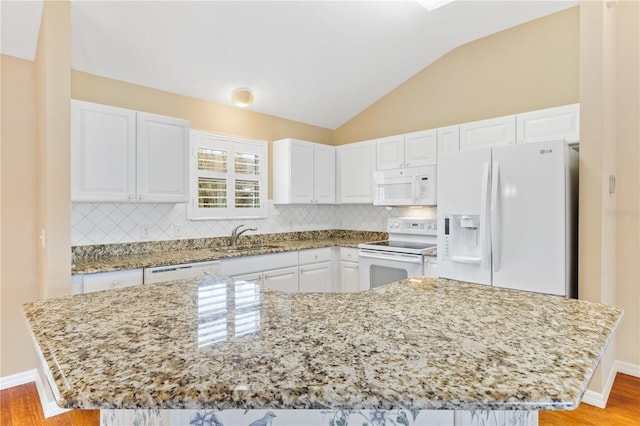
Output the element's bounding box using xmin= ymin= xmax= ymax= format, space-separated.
xmin=358 ymin=217 xmax=437 ymax=289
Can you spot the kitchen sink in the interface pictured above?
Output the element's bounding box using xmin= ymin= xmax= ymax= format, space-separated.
xmin=217 ymin=245 xmax=281 ymax=253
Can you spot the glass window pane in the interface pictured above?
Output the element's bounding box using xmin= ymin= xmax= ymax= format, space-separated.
xmin=235 ymin=180 xmax=260 ymax=208
xmin=234 ymin=152 xmax=260 ymax=175
xmin=198 ymin=177 xmax=227 ymax=208
xmin=198 ymin=148 xmax=227 ymax=173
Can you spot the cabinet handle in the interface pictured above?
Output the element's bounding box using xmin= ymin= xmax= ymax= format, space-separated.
xmin=265 ymin=271 xmax=293 ymax=278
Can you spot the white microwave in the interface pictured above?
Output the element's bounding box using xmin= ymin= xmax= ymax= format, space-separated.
xmin=373 ymin=165 xmax=437 ymax=206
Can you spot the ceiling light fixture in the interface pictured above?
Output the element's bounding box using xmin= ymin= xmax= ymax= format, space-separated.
xmin=231 ymin=88 xmax=254 ymax=108
xmin=417 ymin=0 xmax=455 ymax=12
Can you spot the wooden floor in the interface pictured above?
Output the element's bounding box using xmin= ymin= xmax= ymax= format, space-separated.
xmin=0 ymin=382 xmax=99 ymax=426
xmin=0 ymin=374 xmax=638 ymax=425
xmin=539 ymin=373 xmax=640 ymax=426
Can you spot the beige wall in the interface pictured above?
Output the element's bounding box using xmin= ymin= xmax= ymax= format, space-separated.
xmin=334 ymin=7 xmax=579 ymax=144
xmin=36 ymin=0 xmax=71 ymax=300
xmin=1 ymin=55 xmax=40 ymax=376
xmin=71 ymin=71 xmax=334 ymax=199
xmin=613 ymin=0 xmax=640 ymax=369
xmin=578 ymin=0 xmax=618 ymax=392
xmin=0 ymin=0 xmax=72 ymax=377
xmin=578 ymin=0 xmax=640 ymax=393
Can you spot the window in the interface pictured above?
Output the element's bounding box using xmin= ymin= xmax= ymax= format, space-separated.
xmin=190 ymin=131 xmax=267 ymax=219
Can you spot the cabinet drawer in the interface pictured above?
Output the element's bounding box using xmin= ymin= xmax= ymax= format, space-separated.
xmin=340 ymin=247 xmax=359 ymax=262
xmin=220 ymin=251 xmax=298 ymax=276
xmin=82 ymin=269 xmax=143 ymax=293
xmin=299 ymin=248 xmax=332 ymax=265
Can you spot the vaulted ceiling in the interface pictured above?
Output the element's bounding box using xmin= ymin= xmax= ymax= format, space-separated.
xmin=1 ymin=1 xmax=577 ymax=129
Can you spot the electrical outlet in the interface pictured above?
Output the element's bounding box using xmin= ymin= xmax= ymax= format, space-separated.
xmin=174 ymin=224 xmax=183 ymax=237
xmin=141 ymin=226 xmax=150 ymax=239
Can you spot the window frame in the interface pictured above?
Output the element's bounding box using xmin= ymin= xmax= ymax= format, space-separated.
xmin=189 ymin=130 xmax=268 ymax=220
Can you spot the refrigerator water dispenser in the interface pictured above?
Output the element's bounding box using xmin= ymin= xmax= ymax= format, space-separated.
xmin=442 ymin=215 xmax=482 ymax=264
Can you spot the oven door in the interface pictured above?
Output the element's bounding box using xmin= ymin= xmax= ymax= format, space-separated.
xmin=359 ymin=249 xmax=424 ymax=289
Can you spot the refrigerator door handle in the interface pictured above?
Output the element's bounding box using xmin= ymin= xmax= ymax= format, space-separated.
xmin=480 ymin=161 xmax=491 ymax=270
xmin=491 ymin=161 xmax=501 ymax=272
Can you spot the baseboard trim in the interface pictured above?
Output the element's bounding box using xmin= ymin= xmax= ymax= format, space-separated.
xmin=616 ymin=360 xmax=640 ymax=378
xmin=0 ymin=369 xmax=39 ymax=390
xmin=0 ymin=369 xmax=69 ymax=418
xmin=582 ymin=360 xmax=640 ymax=408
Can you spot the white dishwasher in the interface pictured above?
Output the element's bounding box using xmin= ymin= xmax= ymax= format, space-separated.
xmin=144 ymin=260 xmax=220 ymax=284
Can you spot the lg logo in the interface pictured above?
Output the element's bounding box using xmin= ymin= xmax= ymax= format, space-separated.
xmin=539 ymin=149 xmax=553 ymax=155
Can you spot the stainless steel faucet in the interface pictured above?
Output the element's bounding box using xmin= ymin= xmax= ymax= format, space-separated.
xmin=230 ymin=224 xmax=257 ymax=248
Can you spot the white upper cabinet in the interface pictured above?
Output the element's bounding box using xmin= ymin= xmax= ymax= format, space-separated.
xmin=376 ymin=130 xmax=437 ymax=170
xmin=273 ymin=138 xmax=335 ymax=204
xmin=437 ymin=125 xmax=460 ymax=154
xmin=404 ymin=129 xmax=437 ymax=167
xmin=313 ymin=143 xmax=336 ymax=204
xmin=136 ymin=112 xmax=190 ymax=202
xmin=71 ymin=101 xmax=136 ymax=202
xmin=516 ymin=103 xmax=580 ymax=144
xmin=336 ymin=140 xmax=375 ymax=204
xmin=71 ymin=100 xmax=190 ymax=203
xmin=376 ymin=135 xmax=404 ymax=170
xmin=459 ymin=115 xmax=516 ymax=151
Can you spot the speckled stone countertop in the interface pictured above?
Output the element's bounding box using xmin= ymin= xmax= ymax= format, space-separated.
xmin=23 ymin=277 xmax=621 ymax=411
xmin=73 ymin=230 xmax=388 ymax=275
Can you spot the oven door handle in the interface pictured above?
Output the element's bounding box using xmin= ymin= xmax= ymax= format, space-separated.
xmin=358 ymin=251 xmax=423 ymax=264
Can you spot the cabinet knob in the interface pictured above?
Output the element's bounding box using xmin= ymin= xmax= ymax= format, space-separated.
xmin=139 ymin=195 xmax=145 ymax=200
xmin=128 ymin=195 xmax=134 ymax=200
xmin=111 ymin=280 xmax=119 ymax=287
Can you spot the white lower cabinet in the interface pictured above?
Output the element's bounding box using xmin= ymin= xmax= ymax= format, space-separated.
xmin=298 ymin=248 xmax=334 ymax=292
xmin=73 ymin=269 xmax=144 ymax=294
xmin=339 ymin=247 xmax=360 ymax=292
xmin=229 ymin=271 xmax=264 ymax=286
xmin=299 ymin=262 xmax=332 ymax=292
xmin=221 ymin=252 xmax=300 ymax=292
xmin=263 ymin=267 xmax=299 ymax=292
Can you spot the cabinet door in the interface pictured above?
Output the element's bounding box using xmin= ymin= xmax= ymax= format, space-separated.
xmin=404 ymin=129 xmax=437 ymax=167
xmin=289 ymin=140 xmax=315 ymax=203
xmin=459 ymin=115 xmax=516 ymax=151
xmin=82 ymin=269 xmax=143 ymax=294
xmin=71 ymin=100 xmax=136 ymax=202
xmin=263 ymin=266 xmax=299 ymax=292
xmin=337 ymin=140 xmax=375 ymax=204
xmin=376 ymin=135 xmax=404 ymax=170
xmin=437 ymin=125 xmax=460 ymax=153
xmin=231 ymin=271 xmax=263 ymax=287
xmin=313 ymin=144 xmax=336 ymax=204
xmin=299 ymin=262 xmax=332 ymax=292
xmin=516 ymin=103 xmax=580 ymax=144
xmin=340 ymin=261 xmax=360 ymax=293
xmin=136 ymin=112 xmax=190 ymax=202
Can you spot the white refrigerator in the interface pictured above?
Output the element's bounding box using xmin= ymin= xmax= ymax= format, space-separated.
xmin=437 ymin=140 xmax=578 ymax=297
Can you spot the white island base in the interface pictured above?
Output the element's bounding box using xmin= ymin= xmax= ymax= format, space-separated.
xmin=100 ymin=408 xmax=538 ymax=426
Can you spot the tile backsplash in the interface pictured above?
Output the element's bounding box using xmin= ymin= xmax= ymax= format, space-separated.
xmin=71 ymin=201 xmax=436 ymax=246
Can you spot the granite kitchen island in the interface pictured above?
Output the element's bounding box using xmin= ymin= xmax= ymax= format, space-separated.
xmin=23 ymin=277 xmax=622 ymax=426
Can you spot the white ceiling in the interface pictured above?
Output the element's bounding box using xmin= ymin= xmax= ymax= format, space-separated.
xmin=2 ymin=1 xmax=577 ymax=129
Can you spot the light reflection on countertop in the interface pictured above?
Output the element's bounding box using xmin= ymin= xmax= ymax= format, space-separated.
xmin=197 ymin=277 xmax=262 ymax=347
